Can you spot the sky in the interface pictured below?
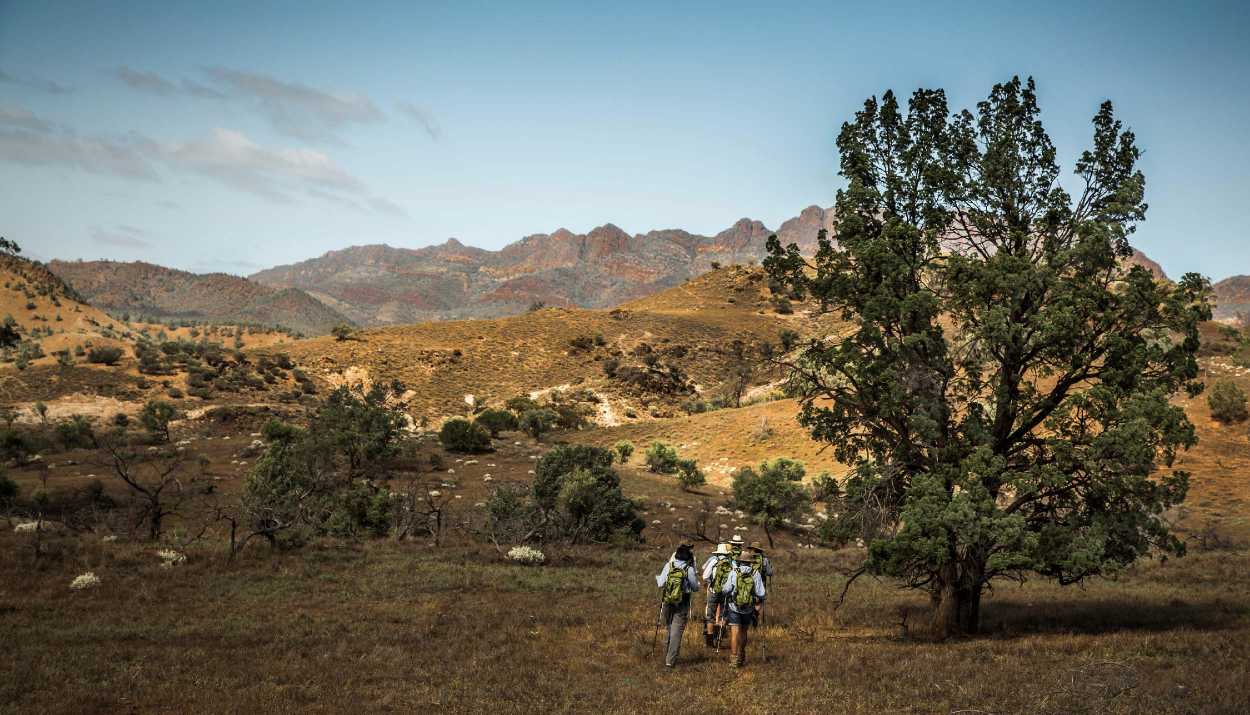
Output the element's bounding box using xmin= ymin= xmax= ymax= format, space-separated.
xmin=0 ymin=1 xmax=1247 ymax=279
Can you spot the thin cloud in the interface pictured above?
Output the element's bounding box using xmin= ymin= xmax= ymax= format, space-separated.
xmin=397 ymin=102 xmax=442 ymax=141
xmin=156 ymin=127 xmax=364 ymax=202
xmin=91 ymin=225 xmax=151 ymax=249
xmin=204 ymin=67 xmax=383 ymax=143
xmin=115 ymin=66 xmax=178 ymax=95
xmin=0 ymin=105 xmax=55 ymax=132
xmin=0 ymin=119 xmax=158 ymax=180
xmin=0 ymin=107 xmax=402 ymax=214
xmin=113 ymin=66 xmax=227 ymax=99
xmin=0 ymin=68 xmax=72 ymax=94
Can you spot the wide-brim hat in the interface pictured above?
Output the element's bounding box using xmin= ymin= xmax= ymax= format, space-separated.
xmin=712 ymin=542 xmax=733 ymax=555
xmin=729 ymin=534 xmax=746 ymax=545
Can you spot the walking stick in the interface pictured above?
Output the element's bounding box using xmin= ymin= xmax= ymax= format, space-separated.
xmin=650 ymin=601 xmax=664 ymax=654
xmin=759 ymin=608 xmax=768 ymax=663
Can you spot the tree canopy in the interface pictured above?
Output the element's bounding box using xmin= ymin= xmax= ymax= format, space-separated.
xmin=766 ymin=77 xmax=1210 ymax=638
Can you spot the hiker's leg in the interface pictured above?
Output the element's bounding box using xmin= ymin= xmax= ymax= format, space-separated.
xmin=737 ymin=616 xmax=750 ymax=666
xmin=665 ymin=604 xmax=688 ymax=666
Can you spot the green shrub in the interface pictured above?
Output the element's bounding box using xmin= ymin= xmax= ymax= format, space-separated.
xmin=474 ymin=408 xmax=519 ymax=437
xmin=812 ymin=471 xmax=841 ymax=502
xmin=55 ymin=415 xmax=96 ymax=450
xmin=676 ymin=458 xmax=705 ymax=491
xmin=139 ymin=400 xmax=177 ymax=442
xmin=1208 ymin=380 xmax=1249 ymax=423
xmin=613 ymin=440 xmax=634 ymax=464
xmin=439 ymin=418 xmax=493 ymax=453
xmin=331 ymin=324 xmax=355 ymax=341
xmin=0 ymin=471 xmax=17 ymax=504
xmin=87 ymin=346 xmax=124 ymax=365
xmin=644 ymin=442 xmax=679 ymax=474
xmin=311 ymin=385 xmax=408 ymax=477
xmin=534 ymin=444 xmax=616 ymax=510
xmin=519 ymin=408 xmax=557 ymax=441
xmin=506 ymin=395 xmax=540 ymax=414
xmin=732 ymin=458 xmax=811 ymax=547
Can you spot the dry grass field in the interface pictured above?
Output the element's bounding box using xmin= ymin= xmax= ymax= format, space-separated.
xmin=2 ymin=513 xmax=1248 ymax=714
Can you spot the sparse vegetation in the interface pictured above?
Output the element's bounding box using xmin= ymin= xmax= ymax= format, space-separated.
xmin=644 ymin=441 xmax=680 ymax=473
xmin=439 ymin=418 xmax=493 ymax=453
xmin=86 ymin=345 xmax=124 ymax=365
xmin=612 ymin=440 xmax=634 ymax=464
xmin=1208 ymin=380 xmax=1248 ymax=423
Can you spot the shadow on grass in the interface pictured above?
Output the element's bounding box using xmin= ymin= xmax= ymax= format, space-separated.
xmin=981 ymin=597 xmax=1248 ymax=636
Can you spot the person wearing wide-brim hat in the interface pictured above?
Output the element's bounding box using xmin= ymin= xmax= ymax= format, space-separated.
xmin=721 ymin=541 xmax=767 ymax=667
xmin=729 ymin=533 xmax=746 ymax=557
xmin=700 ymin=542 xmax=734 ymax=647
xmin=747 ymin=541 xmax=775 ymax=586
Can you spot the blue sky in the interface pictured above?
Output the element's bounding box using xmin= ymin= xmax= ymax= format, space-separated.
xmin=1 ymin=0 xmax=1247 ymax=279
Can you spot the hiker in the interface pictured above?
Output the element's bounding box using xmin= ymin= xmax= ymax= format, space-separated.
xmin=748 ymin=542 xmax=775 ymax=586
xmin=720 ymin=545 xmax=766 ymax=668
xmin=655 ymin=543 xmax=700 ymax=667
xmin=701 ymin=542 xmax=734 ymax=647
xmin=745 ymin=545 xmax=774 ymax=631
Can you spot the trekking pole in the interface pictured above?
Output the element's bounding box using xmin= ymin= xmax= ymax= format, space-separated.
xmin=759 ymin=608 xmax=768 ymax=664
xmin=650 ymin=601 xmax=664 ymax=655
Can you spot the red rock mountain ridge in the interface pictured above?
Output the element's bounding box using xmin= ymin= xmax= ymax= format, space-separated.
xmin=46 ymin=260 xmax=352 ymax=336
xmin=250 ymin=206 xmax=837 ymax=325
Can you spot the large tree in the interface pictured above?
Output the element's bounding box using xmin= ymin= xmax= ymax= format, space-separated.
xmin=765 ymin=77 xmax=1210 ymax=638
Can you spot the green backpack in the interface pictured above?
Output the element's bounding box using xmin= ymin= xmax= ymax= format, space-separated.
xmin=732 ymin=565 xmax=757 ymax=609
xmin=661 ymin=562 xmax=687 ymax=605
xmin=710 ymin=557 xmax=733 ymax=593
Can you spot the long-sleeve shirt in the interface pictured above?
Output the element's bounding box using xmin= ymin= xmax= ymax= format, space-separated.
xmin=655 ymin=558 xmax=700 ymax=594
xmin=720 ymin=563 xmax=766 ymax=613
xmin=701 ymin=554 xmax=729 ymax=582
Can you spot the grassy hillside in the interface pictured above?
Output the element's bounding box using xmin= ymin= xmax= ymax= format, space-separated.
xmin=278 ymin=265 xmax=831 ymax=423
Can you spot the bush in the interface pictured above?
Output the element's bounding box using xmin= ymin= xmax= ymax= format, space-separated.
xmin=139 ymin=400 xmax=177 ymax=443
xmin=0 ymin=475 xmax=16 ymax=512
xmin=1208 ymin=380 xmax=1248 ymax=423
xmin=676 ymin=458 xmax=705 ymax=491
xmin=55 ymin=415 xmax=95 ymax=450
xmin=732 ymin=458 xmax=811 ymax=547
xmin=613 ymin=440 xmax=635 ymax=464
xmin=87 ymin=346 xmax=125 ymax=365
xmin=533 ymin=444 xmax=616 ymax=510
xmin=474 ymin=408 xmax=519 ymax=437
xmin=555 ymin=468 xmax=644 ymax=544
xmin=331 ymin=324 xmax=354 ymax=341
xmin=780 ymin=329 xmax=800 ymax=352
xmin=439 ymin=418 xmax=493 ymax=453
xmin=506 ymin=395 xmax=540 ymax=414
xmin=519 ymin=408 xmax=557 ymax=441
xmin=645 ymin=442 xmax=679 ymax=474
xmin=602 ymin=357 xmax=621 ymax=378
xmin=812 ymin=471 xmax=841 ymax=502
xmin=310 ymin=386 xmax=408 ymax=477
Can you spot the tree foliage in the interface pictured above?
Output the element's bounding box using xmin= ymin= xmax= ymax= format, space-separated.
xmin=439 ymin=417 xmax=493 ymax=453
xmin=731 ymin=458 xmax=810 ymax=547
xmin=765 ymin=77 xmax=1210 ymax=637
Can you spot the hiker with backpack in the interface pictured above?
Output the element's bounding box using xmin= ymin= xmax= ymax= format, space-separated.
xmin=748 ymin=542 xmax=775 ymax=587
xmin=701 ymin=542 xmax=734 ymax=647
xmin=719 ymin=546 xmax=766 ymax=668
xmin=654 ymin=543 xmax=701 ymax=667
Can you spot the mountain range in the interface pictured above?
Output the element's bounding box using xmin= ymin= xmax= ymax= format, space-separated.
xmin=47 ymin=205 xmax=1242 ymax=330
xmin=248 ymin=205 xmax=836 ymax=325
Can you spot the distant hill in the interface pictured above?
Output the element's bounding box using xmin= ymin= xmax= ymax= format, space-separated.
xmin=251 ymin=205 xmax=836 ymax=326
xmin=48 ymin=260 xmax=351 ymax=336
xmin=1213 ymin=276 xmax=1250 ymax=325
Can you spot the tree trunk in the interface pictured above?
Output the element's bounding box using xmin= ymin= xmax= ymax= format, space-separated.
xmin=929 ymin=563 xmax=983 ymax=639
